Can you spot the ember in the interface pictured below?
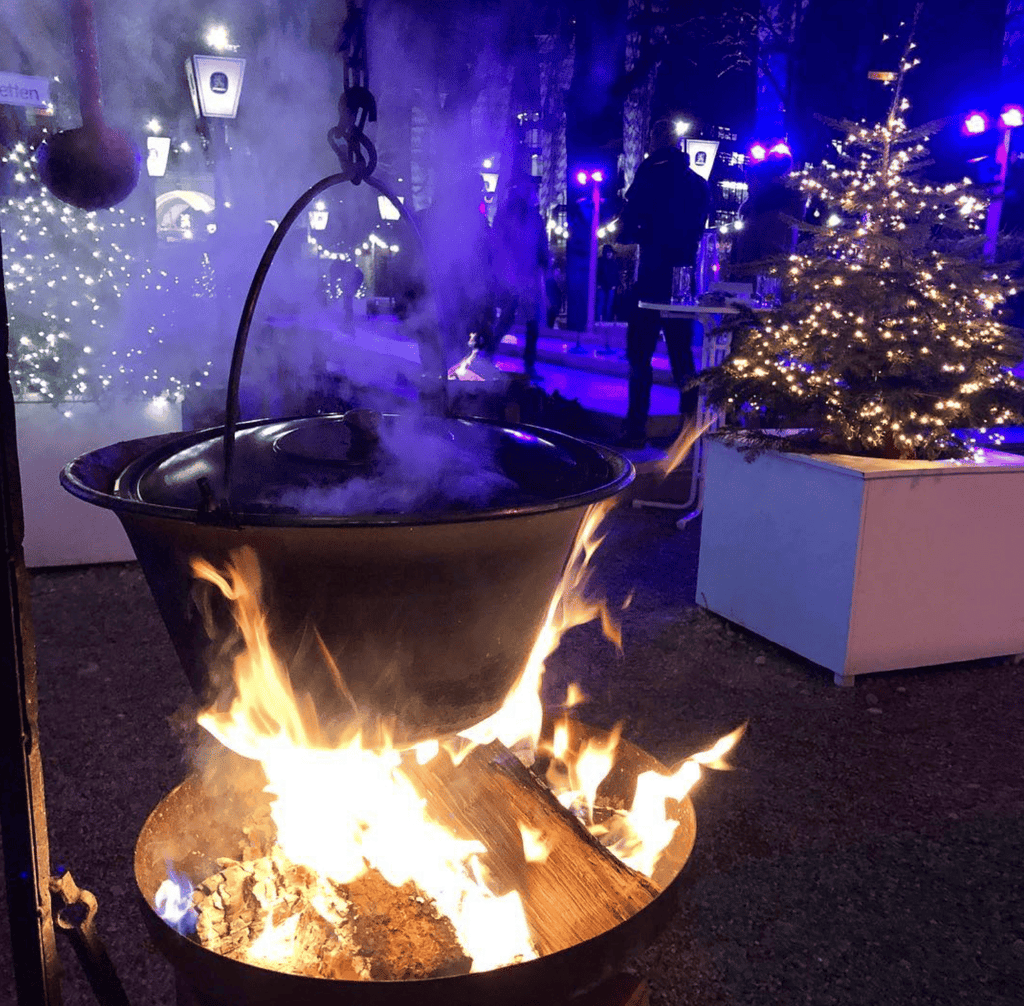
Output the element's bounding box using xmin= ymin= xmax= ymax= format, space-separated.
xmin=191 ymin=849 xmax=471 ymax=980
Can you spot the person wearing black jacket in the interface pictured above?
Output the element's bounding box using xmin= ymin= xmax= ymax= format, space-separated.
xmin=596 ymin=244 xmax=619 ymax=322
xmin=617 ymin=119 xmax=712 ymax=447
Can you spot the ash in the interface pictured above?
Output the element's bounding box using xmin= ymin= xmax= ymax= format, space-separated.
xmin=192 ymin=846 xmax=472 ymax=981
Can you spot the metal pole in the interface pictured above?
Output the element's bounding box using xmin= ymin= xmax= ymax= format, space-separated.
xmin=985 ymin=125 xmax=1012 ymax=261
xmin=0 ymin=227 xmax=65 ymax=1005
xmin=586 ymin=178 xmax=599 ymax=334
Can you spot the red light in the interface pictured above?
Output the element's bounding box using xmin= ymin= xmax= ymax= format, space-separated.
xmin=964 ymin=112 xmax=989 ymax=135
xmin=749 ymin=144 xmax=767 ymax=162
xmin=1001 ymin=106 xmax=1024 ymax=128
xmin=591 ymin=169 xmax=604 ymax=183
xmin=576 ymin=170 xmax=588 ymax=185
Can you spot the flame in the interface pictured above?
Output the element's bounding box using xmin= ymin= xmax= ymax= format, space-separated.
xmin=188 ymin=548 xmax=536 ymax=972
xmin=605 ymin=723 xmax=747 ymax=877
xmin=564 ymin=682 xmax=586 ymax=708
xmin=160 ymin=447 xmax=743 ymax=972
xmin=518 ymin=822 xmax=550 ymax=864
xmin=460 ymin=499 xmax=620 ymax=752
xmin=154 ymin=866 xmax=196 ymax=936
xmin=654 ymin=421 xmax=708 ymax=478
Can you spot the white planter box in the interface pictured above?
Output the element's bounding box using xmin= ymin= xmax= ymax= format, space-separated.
xmin=696 ymin=437 xmax=1024 ymax=684
xmin=15 ymin=399 xmax=182 ymax=568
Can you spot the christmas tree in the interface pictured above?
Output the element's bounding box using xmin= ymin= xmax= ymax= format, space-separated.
xmin=699 ymin=40 xmax=1024 ymax=461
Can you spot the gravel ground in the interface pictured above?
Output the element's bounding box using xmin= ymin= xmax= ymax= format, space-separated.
xmin=1 ymin=504 xmax=1023 ymax=1005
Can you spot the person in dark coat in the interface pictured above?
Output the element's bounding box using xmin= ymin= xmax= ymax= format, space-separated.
xmin=617 ymin=119 xmax=712 ymax=447
xmin=595 ymin=244 xmax=618 ymax=322
xmin=330 ymin=258 xmax=364 ymax=334
xmin=491 ymin=184 xmax=549 ymax=378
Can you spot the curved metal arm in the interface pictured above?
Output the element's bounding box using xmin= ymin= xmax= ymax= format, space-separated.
xmin=219 ymin=170 xmax=450 ymax=508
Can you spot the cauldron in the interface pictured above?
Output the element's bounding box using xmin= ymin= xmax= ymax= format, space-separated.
xmin=62 ymin=415 xmax=632 ymax=740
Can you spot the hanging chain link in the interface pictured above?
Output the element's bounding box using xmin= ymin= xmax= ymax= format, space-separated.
xmin=329 ymin=0 xmax=378 ymax=181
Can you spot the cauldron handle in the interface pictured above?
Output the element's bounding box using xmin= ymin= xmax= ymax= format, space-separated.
xmin=219 ymin=170 xmax=450 ymax=509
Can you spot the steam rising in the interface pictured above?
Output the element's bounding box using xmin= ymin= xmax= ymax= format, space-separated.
xmin=274 ymin=415 xmax=520 ymax=516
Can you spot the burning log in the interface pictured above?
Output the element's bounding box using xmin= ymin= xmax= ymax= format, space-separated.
xmin=191 ymin=849 xmax=471 ymax=980
xmin=402 ymin=740 xmax=660 ymax=956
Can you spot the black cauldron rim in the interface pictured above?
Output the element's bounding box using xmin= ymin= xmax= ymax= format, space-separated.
xmin=60 ymin=415 xmax=634 ymax=529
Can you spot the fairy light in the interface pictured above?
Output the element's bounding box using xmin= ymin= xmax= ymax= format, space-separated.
xmin=2 ymin=145 xmax=199 ymax=404
xmin=699 ymin=54 xmax=1022 ymax=461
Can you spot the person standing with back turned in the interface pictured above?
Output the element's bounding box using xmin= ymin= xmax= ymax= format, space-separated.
xmin=617 ymin=119 xmax=711 ymax=447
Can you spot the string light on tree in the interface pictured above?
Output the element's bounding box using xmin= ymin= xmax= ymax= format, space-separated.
xmin=3 ymin=141 xmax=203 ymax=405
xmin=698 ymin=28 xmax=1023 ymax=461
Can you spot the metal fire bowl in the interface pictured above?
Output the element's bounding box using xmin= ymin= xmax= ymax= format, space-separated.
xmin=135 ymin=720 xmax=696 ymax=1006
xmin=61 ymin=417 xmax=633 ymax=742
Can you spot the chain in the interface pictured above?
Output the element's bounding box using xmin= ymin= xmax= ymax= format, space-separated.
xmin=329 ymin=0 xmax=378 ymax=181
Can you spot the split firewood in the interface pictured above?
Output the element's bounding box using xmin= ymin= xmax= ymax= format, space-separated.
xmin=400 ymin=740 xmax=659 ymax=956
xmin=191 ymin=848 xmax=471 ymax=980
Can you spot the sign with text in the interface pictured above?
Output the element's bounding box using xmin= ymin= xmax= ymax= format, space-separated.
xmin=0 ymin=71 xmax=50 ymax=108
xmin=186 ymin=55 xmax=245 ymax=119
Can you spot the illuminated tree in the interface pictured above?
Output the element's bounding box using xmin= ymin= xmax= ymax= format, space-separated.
xmin=2 ymin=140 xmax=202 ymax=403
xmin=698 ymin=52 xmax=1024 ymax=461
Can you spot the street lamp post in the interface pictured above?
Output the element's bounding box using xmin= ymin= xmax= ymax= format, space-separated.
xmin=984 ymin=105 xmax=1023 ymax=260
xmin=569 ymin=168 xmax=604 ymax=353
xmin=586 ymin=170 xmax=602 ymax=336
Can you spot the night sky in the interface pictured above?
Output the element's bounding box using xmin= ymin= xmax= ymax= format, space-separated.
xmin=657 ymin=0 xmax=1009 ymax=170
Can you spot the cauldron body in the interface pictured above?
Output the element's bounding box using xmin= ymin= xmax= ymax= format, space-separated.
xmin=62 ymin=417 xmax=633 ymax=740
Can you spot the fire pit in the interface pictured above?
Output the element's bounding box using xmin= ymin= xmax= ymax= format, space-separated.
xmin=135 ymin=719 xmax=697 ymax=1006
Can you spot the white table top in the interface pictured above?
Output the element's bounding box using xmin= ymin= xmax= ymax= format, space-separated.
xmin=638 ymin=300 xmax=750 ymax=316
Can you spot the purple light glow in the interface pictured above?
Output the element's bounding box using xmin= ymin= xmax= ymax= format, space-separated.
xmin=749 ymin=144 xmax=767 ymax=162
xmin=964 ymin=112 xmax=989 ymax=135
xmin=576 ymin=170 xmax=589 ymax=185
xmin=769 ymin=141 xmax=792 ymax=158
xmin=1001 ymin=106 xmax=1024 ymax=129
xmin=591 ymin=169 xmax=604 ymax=183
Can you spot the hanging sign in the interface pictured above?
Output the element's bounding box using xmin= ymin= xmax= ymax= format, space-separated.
xmin=684 ymin=139 xmax=720 ymax=181
xmin=147 ymin=136 xmax=171 ymax=177
xmin=0 ymin=71 xmax=50 ymax=108
xmin=185 ymin=55 xmax=245 ymax=119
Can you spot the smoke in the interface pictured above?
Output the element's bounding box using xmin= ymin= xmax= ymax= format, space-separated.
xmin=273 ymin=414 xmax=520 ymax=516
xmin=0 ymin=1 xmax=557 ymax=411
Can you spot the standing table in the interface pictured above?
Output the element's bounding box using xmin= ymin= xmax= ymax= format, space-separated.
xmin=632 ymin=300 xmax=745 ymax=526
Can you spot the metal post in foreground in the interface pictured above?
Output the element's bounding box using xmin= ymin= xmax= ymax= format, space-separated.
xmin=0 ymin=230 xmax=65 ymax=1006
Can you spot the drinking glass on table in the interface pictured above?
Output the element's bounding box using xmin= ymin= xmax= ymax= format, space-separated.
xmin=755 ymin=274 xmax=782 ymax=307
xmin=671 ymin=266 xmax=695 ymax=305
xmin=762 ymin=276 xmax=782 ymax=306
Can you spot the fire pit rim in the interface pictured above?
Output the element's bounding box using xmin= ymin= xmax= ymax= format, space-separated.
xmin=60 ymin=416 xmax=635 ymax=528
